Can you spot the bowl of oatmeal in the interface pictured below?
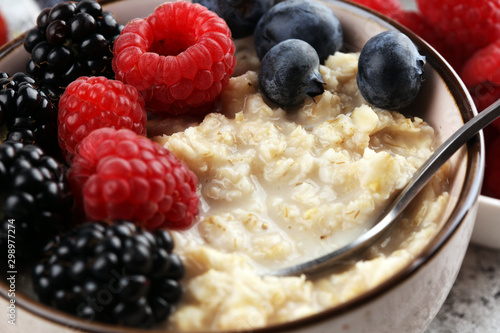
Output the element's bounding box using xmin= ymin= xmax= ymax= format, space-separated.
xmin=0 ymin=0 xmax=482 ymax=332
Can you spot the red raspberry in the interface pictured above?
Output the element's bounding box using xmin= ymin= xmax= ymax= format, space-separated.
xmin=469 ymin=81 xmax=500 ymax=111
xmin=461 ymin=40 xmax=500 ymax=120
xmin=349 ymin=0 xmax=402 ymax=17
xmin=68 ymin=128 xmax=199 ymax=230
xmin=482 ymin=133 xmax=500 ymax=199
xmin=58 ymin=76 xmax=147 ymax=163
xmin=416 ymin=0 xmax=500 ymax=66
xmin=392 ymin=11 xmax=467 ymax=70
xmin=0 ymin=11 xmax=8 ymax=47
xmin=112 ymin=0 xmax=237 ymax=116
xmin=392 ymin=11 xmax=439 ymax=45
xmin=461 ymin=40 xmax=500 ymax=87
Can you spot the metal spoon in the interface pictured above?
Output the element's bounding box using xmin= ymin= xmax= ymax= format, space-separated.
xmin=271 ymin=98 xmax=500 ymax=277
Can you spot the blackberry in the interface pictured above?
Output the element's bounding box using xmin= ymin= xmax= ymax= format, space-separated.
xmin=24 ymin=0 xmax=123 ymax=102
xmin=0 ymin=71 xmax=60 ymax=158
xmin=32 ymin=220 xmax=185 ymax=328
xmin=0 ymin=141 xmax=72 ymax=260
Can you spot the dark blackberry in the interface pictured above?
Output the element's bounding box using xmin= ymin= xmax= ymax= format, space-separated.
xmin=24 ymin=0 xmax=123 ymax=102
xmin=0 ymin=71 xmax=60 ymax=158
xmin=0 ymin=141 xmax=73 ymax=260
xmin=32 ymin=220 xmax=184 ymax=328
xmin=0 ymin=72 xmax=6 ymax=126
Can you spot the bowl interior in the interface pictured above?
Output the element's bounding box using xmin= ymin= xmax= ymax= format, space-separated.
xmin=0 ymin=0 xmax=481 ymax=332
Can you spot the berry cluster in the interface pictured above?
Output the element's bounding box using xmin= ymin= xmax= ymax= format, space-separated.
xmin=33 ymin=220 xmax=185 ymax=327
xmin=254 ymin=0 xmax=343 ymax=107
xmin=0 ymin=72 xmax=59 ymax=157
xmin=0 ymin=141 xmax=72 ymax=259
xmin=349 ymin=0 xmax=500 ymax=199
xmin=0 ymin=0 xmax=232 ymax=326
xmin=24 ymin=0 xmax=123 ymax=101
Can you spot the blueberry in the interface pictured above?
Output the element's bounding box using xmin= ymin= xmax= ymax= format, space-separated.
xmin=356 ymin=30 xmax=426 ymax=110
xmin=258 ymin=39 xmax=324 ymax=107
xmin=194 ymin=0 xmax=274 ymax=39
xmin=254 ymin=0 xmax=343 ymax=63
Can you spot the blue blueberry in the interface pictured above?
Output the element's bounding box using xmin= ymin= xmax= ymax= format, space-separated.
xmin=254 ymin=0 xmax=343 ymax=63
xmin=356 ymin=30 xmax=426 ymax=110
xmin=194 ymin=0 xmax=275 ymax=39
xmin=258 ymin=39 xmax=324 ymax=107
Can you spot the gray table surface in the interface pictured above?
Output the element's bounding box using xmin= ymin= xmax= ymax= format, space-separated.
xmin=425 ymin=243 xmax=500 ymax=333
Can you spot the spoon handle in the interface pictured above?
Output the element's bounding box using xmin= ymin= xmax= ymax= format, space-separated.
xmin=272 ymin=98 xmax=500 ymax=276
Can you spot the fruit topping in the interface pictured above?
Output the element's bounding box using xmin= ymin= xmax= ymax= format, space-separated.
xmin=24 ymin=0 xmax=122 ymax=102
xmin=258 ymin=39 xmax=324 ymax=107
xmin=68 ymin=128 xmax=199 ymax=230
xmin=350 ymin=0 xmax=402 ymax=17
xmin=460 ymin=39 xmax=500 ymax=88
xmin=356 ymin=30 xmax=426 ymax=110
xmin=0 ymin=10 xmax=7 ymax=47
xmin=32 ymin=220 xmax=184 ymax=327
xmin=112 ymin=0 xmax=237 ymax=116
xmin=390 ymin=10 xmax=443 ymax=51
xmin=0 ymin=71 xmax=60 ymax=158
xmin=253 ymin=0 xmax=343 ymax=63
xmin=483 ymin=129 xmax=500 ymax=199
xmin=377 ymin=0 xmax=500 ymax=199
xmin=0 ymin=140 xmax=72 ymax=259
xmin=469 ymin=82 xmax=500 ymax=117
xmin=193 ymin=0 xmax=275 ymax=39
xmin=57 ymin=76 xmax=147 ymax=163
xmin=416 ymin=0 xmax=500 ymax=68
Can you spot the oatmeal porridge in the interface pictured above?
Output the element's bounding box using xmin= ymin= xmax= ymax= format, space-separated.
xmin=153 ymin=50 xmax=449 ymax=331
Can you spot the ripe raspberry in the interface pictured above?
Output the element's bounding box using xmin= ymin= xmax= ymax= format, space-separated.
xmin=482 ymin=134 xmax=500 ymax=199
xmin=349 ymin=0 xmax=402 ymax=17
xmin=0 ymin=10 xmax=8 ymax=47
xmin=392 ymin=11 xmax=467 ymax=70
xmin=416 ymin=0 xmax=500 ymax=66
xmin=68 ymin=128 xmax=199 ymax=230
xmin=468 ymin=82 xmax=500 ymax=132
xmin=392 ymin=11 xmax=438 ymax=45
xmin=460 ymin=40 xmax=500 ymax=88
xmin=58 ymin=76 xmax=147 ymax=162
xmin=112 ymin=0 xmax=237 ymax=115
xmin=471 ymin=81 xmax=500 ymax=112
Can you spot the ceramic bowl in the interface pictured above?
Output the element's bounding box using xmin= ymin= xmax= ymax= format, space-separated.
xmin=0 ymin=0 xmax=483 ymax=332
